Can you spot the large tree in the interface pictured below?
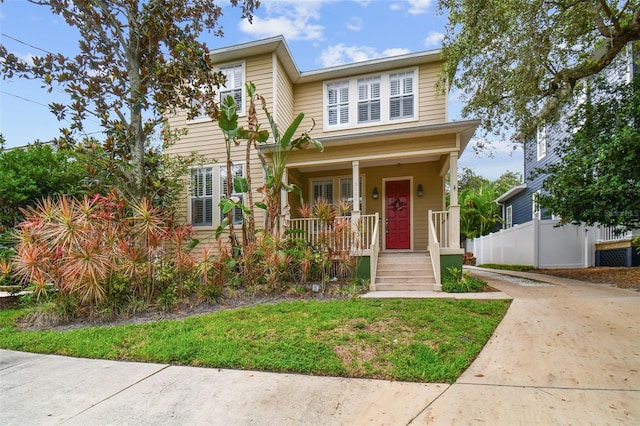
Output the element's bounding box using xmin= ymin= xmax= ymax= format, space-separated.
xmin=439 ymin=0 xmax=640 ymax=135
xmin=0 ymin=0 xmax=258 ymax=200
xmin=538 ymin=75 xmax=640 ymax=230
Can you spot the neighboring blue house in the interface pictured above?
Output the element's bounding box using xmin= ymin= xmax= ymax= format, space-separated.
xmin=488 ymin=44 xmax=639 ymax=268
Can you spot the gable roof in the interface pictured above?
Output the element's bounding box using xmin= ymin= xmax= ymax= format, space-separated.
xmin=207 ymin=35 xmax=443 ymax=84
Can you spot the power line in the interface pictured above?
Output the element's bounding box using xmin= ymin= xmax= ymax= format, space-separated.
xmin=0 ymin=33 xmax=54 ymax=55
xmin=0 ymin=90 xmax=50 ymax=108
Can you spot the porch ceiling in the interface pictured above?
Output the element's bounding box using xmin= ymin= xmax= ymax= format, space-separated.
xmin=295 ymin=154 xmax=440 ymax=173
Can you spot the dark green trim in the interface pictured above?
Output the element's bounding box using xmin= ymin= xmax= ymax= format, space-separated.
xmin=355 ymin=256 xmax=371 ymax=279
xmin=440 ymin=254 xmax=463 ymax=281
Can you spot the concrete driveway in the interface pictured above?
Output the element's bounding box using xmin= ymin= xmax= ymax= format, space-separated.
xmin=1 ymin=269 xmax=639 ymax=425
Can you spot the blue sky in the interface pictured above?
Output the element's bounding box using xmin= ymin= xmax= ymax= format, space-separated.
xmin=0 ymin=0 xmax=522 ymax=180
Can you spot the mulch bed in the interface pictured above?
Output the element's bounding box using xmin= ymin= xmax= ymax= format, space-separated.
xmin=534 ymin=266 xmax=640 ymax=291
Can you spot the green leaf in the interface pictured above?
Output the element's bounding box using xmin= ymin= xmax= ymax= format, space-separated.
xmin=218 ymin=95 xmax=238 ymax=135
xmin=290 ymin=184 xmax=302 ymax=197
xmin=233 ymin=176 xmax=249 ymax=193
xmin=279 ymin=113 xmax=304 ymax=150
xmin=215 ymin=218 xmax=229 ymax=239
xmin=219 ymin=198 xmax=236 ymax=215
xmin=255 ymin=202 xmax=267 ymax=210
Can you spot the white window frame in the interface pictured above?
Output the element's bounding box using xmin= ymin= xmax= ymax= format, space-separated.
xmin=389 ymin=70 xmax=415 ymax=120
xmin=189 ymin=62 xmax=245 ymax=122
xmin=326 ymin=81 xmax=350 ymax=127
xmin=536 ymin=123 xmax=547 ymax=160
xmin=532 ymin=190 xmax=541 ymax=220
xmin=189 ymin=166 xmax=214 ymax=227
xmin=220 ymin=163 xmax=245 ymax=226
xmin=323 ymin=68 xmax=418 ymax=129
xmin=505 ymin=205 xmax=513 ymax=228
xmin=357 ymin=77 xmax=381 ymax=124
xmin=339 ymin=176 xmax=364 ymax=212
xmin=311 ymin=179 xmax=334 ymax=204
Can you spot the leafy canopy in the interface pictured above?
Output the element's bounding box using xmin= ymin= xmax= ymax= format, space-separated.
xmin=439 ymin=0 xmax=640 ymax=135
xmin=0 ymin=0 xmax=259 ymax=200
xmin=538 ymin=75 xmax=640 ymax=230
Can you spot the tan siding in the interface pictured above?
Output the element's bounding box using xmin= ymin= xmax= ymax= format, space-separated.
xmin=275 ymin=59 xmax=295 ymax=125
xmin=418 ymin=63 xmax=447 ymax=124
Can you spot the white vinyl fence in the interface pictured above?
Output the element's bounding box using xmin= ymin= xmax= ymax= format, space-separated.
xmin=466 ymin=219 xmax=599 ymax=269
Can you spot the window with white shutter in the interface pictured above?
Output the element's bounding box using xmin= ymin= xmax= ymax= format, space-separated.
xmin=220 ymin=164 xmax=245 ymax=225
xmin=339 ymin=177 xmax=363 ymax=211
xmin=389 ymin=71 xmax=414 ymax=120
xmin=506 ymin=205 xmax=513 ymax=228
xmin=219 ymin=63 xmax=244 ymax=112
xmin=357 ymin=77 xmax=381 ymax=124
xmin=536 ymin=123 xmax=547 ymax=160
xmin=312 ymin=180 xmax=334 ymax=203
xmin=327 ymin=82 xmax=349 ymax=126
xmin=190 ymin=167 xmax=214 ymax=226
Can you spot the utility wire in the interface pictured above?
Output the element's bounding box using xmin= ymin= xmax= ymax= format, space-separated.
xmin=0 ymin=90 xmax=50 ymax=108
xmin=0 ymin=32 xmax=55 ymax=55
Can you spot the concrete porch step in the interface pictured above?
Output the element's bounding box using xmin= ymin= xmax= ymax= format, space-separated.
xmin=375 ymin=283 xmax=440 ymax=291
xmin=376 ymin=268 xmax=434 ymax=276
xmin=376 ymin=275 xmax=435 ymax=284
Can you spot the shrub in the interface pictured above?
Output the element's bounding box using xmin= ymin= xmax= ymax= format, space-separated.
xmin=442 ymin=267 xmax=487 ymax=293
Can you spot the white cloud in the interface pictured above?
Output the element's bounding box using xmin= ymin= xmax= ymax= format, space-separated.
xmin=238 ymin=0 xmax=325 ymax=41
xmin=319 ymin=44 xmax=412 ymax=67
xmin=383 ymin=48 xmax=411 ymax=57
xmin=424 ymin=31 xmax=444 ymax=48
xmin=390 ymin=3 xmax=403 ymax=11
xmin=346 ymin=16 xmax=363 ymax=31
xmin=459 ymin=138 xmax=523 ymax=180
xmin=407 ymin=0 xmax=433 ymax=15
xmin=353 ymin=0 xmax=372 ymax=6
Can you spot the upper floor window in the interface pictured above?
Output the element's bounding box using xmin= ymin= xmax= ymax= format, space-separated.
xmin=327 ymin=82 xmax=350 ymax=126
xmin=536 ymin=122 xmax=547 ymax=160
xmin=219 ymin=63 xmax=244 ymax=112
xmin=357 ymin=77 xmax=381 ymax=124
xmin=324 ymin=68 xmax=418 ymax=129
xmin=389 ymin=71 xmax=415 ymax=120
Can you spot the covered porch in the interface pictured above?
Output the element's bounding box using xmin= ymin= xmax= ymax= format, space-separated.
xmin=268 ymin=121 xmax=479 ymax=290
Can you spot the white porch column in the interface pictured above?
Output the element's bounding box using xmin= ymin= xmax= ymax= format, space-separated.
xmin=448 ymin=152 xmax=460 ymax=249
xmin=351 ymin=161 xmax=361 ymax=252
xmin=279 ymin=169 xmax=289 ymax=236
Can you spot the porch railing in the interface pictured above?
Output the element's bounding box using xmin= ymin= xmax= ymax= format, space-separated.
xmin=369 ymin=213 xmax=380 ymax=289
xmin=431 ymin=210 xmax=450 ymax=249
xmin=428 ymin=210 xmax=443 ymax=285
xmin=287 ymin=214 xmax=378 ymax=255
xmin=597 ymin=225 xmax=634 ymax=243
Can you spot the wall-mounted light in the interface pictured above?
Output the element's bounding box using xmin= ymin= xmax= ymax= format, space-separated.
xmin=372 ymin=187 xmax=379 ymax=199
xmin=417 ymin=184 xmax=424 ymax=197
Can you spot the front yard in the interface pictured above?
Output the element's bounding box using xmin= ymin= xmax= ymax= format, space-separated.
xmin=0 ymin=298 xmax=510 ymax=383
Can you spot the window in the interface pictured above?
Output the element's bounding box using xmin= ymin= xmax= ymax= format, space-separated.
xmin=532 ymin=191 xmax=541 ymax=220
xmin=190 ymin=167 xmax=214 ymax=226
xmin=339 ymin=177 xmax=363 ymax=211
xmin=327 ymin=82 xmax=349 ymax=126
xmin=219 ymin=63 xmax=244 ymax=112
xmin=220 ymin=164 xmax=245 ymax=225
xmin=536 ymin=123 xmax=547 ymax=160
xmin=505 ymin=205 xmax=513 ymax=228
xmin=389 ymin=71 xmax=415 ymax=120
xmin=357 ymin=77 xmax=381 ymax=124
xmin=312 ymin=179 xmax=334 ymax=204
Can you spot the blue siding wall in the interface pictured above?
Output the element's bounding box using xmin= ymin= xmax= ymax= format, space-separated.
xmin=505 ymin=191 xmax=532 ymax=226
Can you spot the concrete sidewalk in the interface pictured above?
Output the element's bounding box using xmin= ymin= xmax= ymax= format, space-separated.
xmin=1 ymin=270 xmax=639 ymax=425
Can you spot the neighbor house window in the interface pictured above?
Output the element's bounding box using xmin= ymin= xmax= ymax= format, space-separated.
xmin=219 ymin=63 xmax=244 ymax=112
xmin=327 ymin=82 xmax=349 ymax=126
xmin=312 ymin=179 xmax=334 ymax=204
xmin=389 ymin=71 xmax=415 ymax=120
xmin=505 ymin=205 xmax=513 ymax=228
xmin=532 ymin=190 xmax=541 ymax=220
xmin=220 ymin=164 xmax=245 ymax=225
xmin=190 ymin=167 xmax=214 ymax=226
xmin=536 ymin=123 xmax=547 ymax=160
xmin=357 ymin=77 xmax=381 ymax=124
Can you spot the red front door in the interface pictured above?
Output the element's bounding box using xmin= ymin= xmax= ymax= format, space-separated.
xmin=385 ymin=180 xmax=411 ymax=249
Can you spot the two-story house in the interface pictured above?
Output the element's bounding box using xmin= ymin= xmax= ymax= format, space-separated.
xmin=166 ymin=36 xmax=480 ymax=290
xmin=472 ymin=44 xmax=639 ymax=268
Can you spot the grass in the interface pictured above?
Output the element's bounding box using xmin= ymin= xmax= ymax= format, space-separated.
xmin=477 ymin=264 xmax=535 ymax=272
xmin=0 ymin=298 xmax=510 ymax=383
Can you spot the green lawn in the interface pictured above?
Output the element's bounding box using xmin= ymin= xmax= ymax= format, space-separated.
xmin=0 ymin=298 xmax=509 ymax=383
